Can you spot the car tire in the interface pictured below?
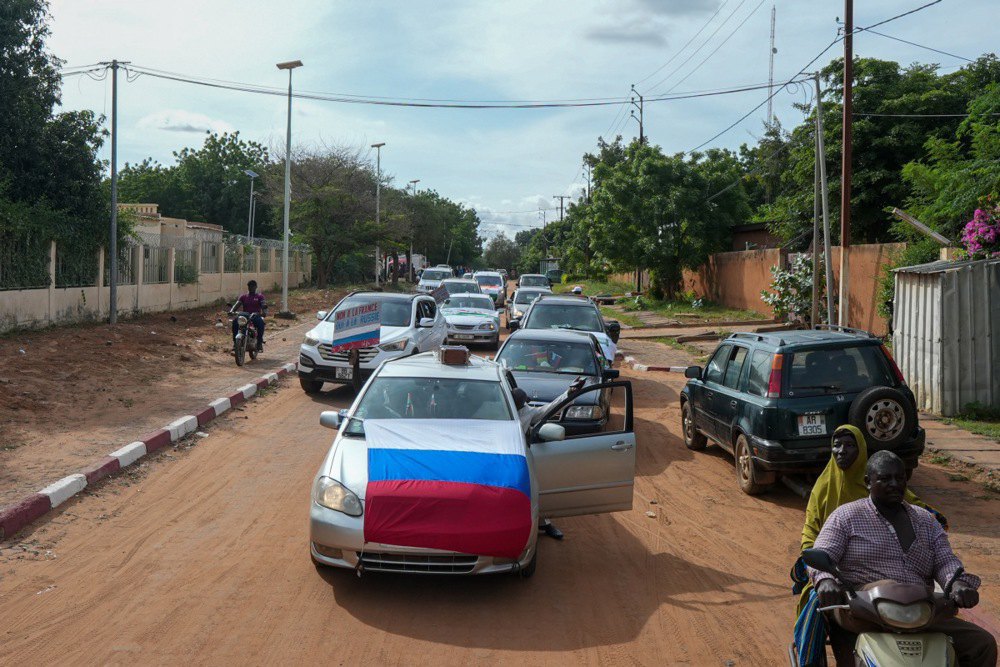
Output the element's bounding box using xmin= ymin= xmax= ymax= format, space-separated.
xmin=682 ymin=402 xmax=707 ymax=451
xmin=299 ymin=376 xmax=323 ymax=394
xmin=735 ymin=433 xmax=775 ymax=495
xmin=490 ymin=336 xmax=500 ymax=351
xmin=849 ymin=386 xmax=917 ymax=450
xmin=518 ymin=550 xmax=537 ymax=578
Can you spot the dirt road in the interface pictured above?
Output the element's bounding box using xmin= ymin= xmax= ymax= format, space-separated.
xmin=1 ymin=363 xmax=997 ymax=665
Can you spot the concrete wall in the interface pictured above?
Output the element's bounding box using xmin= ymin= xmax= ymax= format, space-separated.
xmin=829 ymin=243 xmax=905 ymax=336
xmin=0 ymin=242 xmax=310 ymax=333
xmin=682 ymin=248 xmax=784 ymax=316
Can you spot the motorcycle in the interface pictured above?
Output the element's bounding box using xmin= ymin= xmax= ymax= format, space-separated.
xmin=794 ymin=547 xmax=963 ymax=666
xmin=230 ymin=309 xmax=262 ymax=367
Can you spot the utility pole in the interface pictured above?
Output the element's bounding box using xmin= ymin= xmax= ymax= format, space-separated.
xmin=812 ymin=128 xmax=821 ymax=328
xmin=839 ymin=0 xmax=853 ymax=326
xmin=584 ymin=162 xmax=592 ymax=202
xmin=408 ymin=179 xmax=419 ymax=281
xmin=243 ymin=169 xmax=258 ymax=239
xmin=101 ymin=59 xmax=130 ymax=325
xmin=630 ymin=84 xmax=644 ymax=144
xmin=815 ymin=72 xmax=834 ymax=326
xmin=276 ymin=59 xmax=303 ymax=315
xmin=371 ymin=142 xmax=385 ymax=286
xmin=552 ymin=195 xmax=569 ymax=222
xmin=767 ymin=3 xmax=777 ymax=124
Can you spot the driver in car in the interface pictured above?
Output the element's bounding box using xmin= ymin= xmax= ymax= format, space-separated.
xmin=810 ymin=450 xmax=995 ymax=666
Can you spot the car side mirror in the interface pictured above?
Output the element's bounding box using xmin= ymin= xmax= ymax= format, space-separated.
xmin=418 ymin=317 xmax=435 ymax=328
xmin=508 ymin=318 xmax=520 ymax=332
xmin=537 ymin=423 xmax=565 ymax=442
xmin=603 ymin=368 xmax=620 ymax=381
xmin=684 ymin=366 xmax=703 ymax=379
xmin=317 ymin=311 xmax=327 ymax=321
xmin=319 ymin=411 xmax=340 ymax=429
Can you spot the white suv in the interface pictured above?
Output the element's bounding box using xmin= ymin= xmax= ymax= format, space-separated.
xmin=416 ymin=267 xmax=453 ymax=294
xmin=298 ymin=292 xmax=447 ymax=393
xmin=473 ymin=270 xmax=506 ymax=307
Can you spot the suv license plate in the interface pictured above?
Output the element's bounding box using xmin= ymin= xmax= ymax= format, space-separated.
xmin=335 ymin=367 xmax=353 ymax=380
xmin=797 ymin=414 xmax=826 ymax=436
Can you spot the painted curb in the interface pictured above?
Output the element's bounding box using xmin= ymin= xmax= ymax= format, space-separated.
xmin=0 ymin=362 xmax=294 ymax=542
xmin=622 ymin=355 xmax=686 ymax=373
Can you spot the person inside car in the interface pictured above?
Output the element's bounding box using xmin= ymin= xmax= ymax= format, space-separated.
xmin=230 ymin=280 xmax=266 ymax=352
xmin=810 ymin=450 xmax=994 ymax=667
xmin=791 ymin=425 xmax=946 ymax=667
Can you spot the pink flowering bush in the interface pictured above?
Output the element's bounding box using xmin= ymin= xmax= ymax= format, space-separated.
xmin=961 ymin=206 xmax=1000 ymax=259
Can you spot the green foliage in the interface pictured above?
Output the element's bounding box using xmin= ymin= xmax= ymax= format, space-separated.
xmin=483 ymin=233 xmax=518 ymax=272
xmin=117 ymin=132 xmax=273 ymax=236
xmin=760 ymin=255 xmax=824 ymax=323
xmin=174 ymin=261 xmax=198 ymax=286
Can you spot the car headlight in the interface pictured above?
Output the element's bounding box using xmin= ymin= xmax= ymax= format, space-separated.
xmin=875 ymin=601 xmax=932 ymax=629
xmin=379 ymin=339 xmax=409 ymax=352
xmin=565 ymin=405 xmax=604 ymax=420
xmin=512 ymin=309 xmax=523 ymax=318
xmin=237 ymin=315 xmax=248 ymax=326
xmin=477 ymin=321 xmax=497 ymax=331
xmin=312 ymin=476 xmax=363 ymax=516
xmin=303 ymin=334 xmax=320 ymax=346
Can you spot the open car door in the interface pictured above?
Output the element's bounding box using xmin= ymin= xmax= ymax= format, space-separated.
xmin=529 ymin=380 xmax=635 ymax=517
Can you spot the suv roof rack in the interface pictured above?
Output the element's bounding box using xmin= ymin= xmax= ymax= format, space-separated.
xmin=812 ymin=324 xmax=877 ymax=338
xmin=728 ymin=331 xmax=787 ymax=345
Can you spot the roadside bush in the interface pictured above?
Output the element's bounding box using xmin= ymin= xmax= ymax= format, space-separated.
xmin=760 ymin=255 xmax=825 ymax=324
xmin=961 ymin=204 xmax=1000 ymax=259
xmin=174 ymin=261 xmax=198 ymax=286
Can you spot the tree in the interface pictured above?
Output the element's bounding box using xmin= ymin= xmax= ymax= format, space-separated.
xmin=483 ymin=233 xmax=519 ymax=271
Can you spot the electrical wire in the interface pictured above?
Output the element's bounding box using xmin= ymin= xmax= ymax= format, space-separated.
xmin=858 ymin=27 xmax=973 ymax=63
xmin=634 ymin=0 xmax=733 ymax=86
xmin=854 ymin=112 xmax=1000 ymax=117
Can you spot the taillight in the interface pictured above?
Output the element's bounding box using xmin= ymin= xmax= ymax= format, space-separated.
xmin=767 ymin=353 xmax=784 ymax=398
xmin=881 ymin=344 xmax=906 ymax=385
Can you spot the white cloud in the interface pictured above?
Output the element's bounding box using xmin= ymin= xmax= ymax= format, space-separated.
xmin=137 ymin=109 xmax=235 ymax=134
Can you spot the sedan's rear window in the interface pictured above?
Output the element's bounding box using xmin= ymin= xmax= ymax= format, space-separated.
xmin=786 ymin=345 xmax=893 ymax=397
xmin=476 ymin=275 xmax=503 ymax=287
xmin=422 ymin=269 xmax=451 ymax=281
xmin=520 ymin=276 xmax=549 ymax=287
xmin=498 ymin=339 xmax=597 ymax=375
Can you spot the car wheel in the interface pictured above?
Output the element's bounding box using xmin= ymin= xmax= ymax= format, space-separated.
xmin=849 ymin=386 xmax=916 ymax=450
xmin=299 ymin=376 xmax=323 ymax=394
xmin=519 ymin=550 xmax=537 ymax=578
xmin=682 ymin=402 xmax=707 ymax=451
xmin=735 ymin=434 xmax=774 ymax=495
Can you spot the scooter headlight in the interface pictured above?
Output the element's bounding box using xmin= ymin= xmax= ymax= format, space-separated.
xmin=875 ymin=601 xmax=933 ymax=629
xmin=237 ymin=315 xmax=248 ymax=326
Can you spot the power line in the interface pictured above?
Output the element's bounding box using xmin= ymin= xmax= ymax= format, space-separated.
xmin=858 ymin=27 xmax=973 ymax=62
xmin=634 ymin=0 xmax=733 ymax=86
xmin=854 ymin=112 xmax=1000 ymax=117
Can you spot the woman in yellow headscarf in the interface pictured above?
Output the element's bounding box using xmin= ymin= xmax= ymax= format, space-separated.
xmin=790 ymin=424 xmax=946 ymax=666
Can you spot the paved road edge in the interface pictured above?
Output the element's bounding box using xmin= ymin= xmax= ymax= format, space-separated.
xmin=0 ymin=362 xmax=298 ymax=541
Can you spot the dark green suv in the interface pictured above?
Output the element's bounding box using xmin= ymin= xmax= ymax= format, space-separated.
xmin=679 ymin=326 xmax=923 ymax=495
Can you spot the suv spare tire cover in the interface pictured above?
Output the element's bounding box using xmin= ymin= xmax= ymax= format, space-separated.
xmin=848 ymin=386 xmax=917 ymax=450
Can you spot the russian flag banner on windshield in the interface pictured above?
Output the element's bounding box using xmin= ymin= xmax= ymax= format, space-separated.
xmin=363 ymin=419 xmax=532 ymax=559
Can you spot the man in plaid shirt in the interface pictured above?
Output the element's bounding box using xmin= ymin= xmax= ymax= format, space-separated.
xmin=811 ymin=450 xmax=996 ymax=666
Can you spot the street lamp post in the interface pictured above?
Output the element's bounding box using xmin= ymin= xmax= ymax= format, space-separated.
xmin=244 ymin=169 xmax=258 ymax=240
xmin=371 ymin=142 xmax=385 ymax=287
xmin=276 ymin=59 xmax=303 ymax=315
xmin=408 ymin=179 xmax=420 ymax=281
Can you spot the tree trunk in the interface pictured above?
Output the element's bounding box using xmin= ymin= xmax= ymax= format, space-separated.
xmin=404 ymin=246 xmax=412 ymax=283
xmin=316 ymin=255 xmax=331 ymax=289
xmin=391 ymin=251 xmax=399 ymax=285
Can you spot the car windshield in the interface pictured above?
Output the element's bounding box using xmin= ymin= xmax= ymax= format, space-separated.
xmin=520 ymin=275 xmax=548 ymax=287
xmin=498 ymin=339 xmax=597 ymax=375
xmin=422 ymin=269 xmax=450 ymax=281
xmin=475 ymin=275 xmax=503 ymax=287
xmin=525 ymin=304 xmax=602 ymax=332
xmin=344 ymin=377 xmax=512 ymax=435
xmin=786 ymin=345 xmax=894 ymax=397
xmin=442 ymin=281 xmax=481 ymax=295
xmin=332 ymin=297 xmax=411 ymax=328
xmin=443 ymin=295 xmax=494 ymax=310
xmin=514 ymin=290 xmax=545 ymax=305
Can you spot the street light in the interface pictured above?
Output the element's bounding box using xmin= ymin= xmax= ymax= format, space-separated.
xmin=408 ymin=179 xmax=420 ymax=281
xmin=276 ymin=59 xmax=303 ymax=315
xmin=371 ymin=142 xmax=385 ymax=286
xmin=243 ymin=169 xmax=258 ymax=240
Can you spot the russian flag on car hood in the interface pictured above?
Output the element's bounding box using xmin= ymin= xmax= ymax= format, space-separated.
xmin=363 ymin=419 xmax=532 ymax=559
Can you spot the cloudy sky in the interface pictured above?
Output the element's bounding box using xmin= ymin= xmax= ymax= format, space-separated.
xmin=49 ymin=0 xmax=996 ymax=240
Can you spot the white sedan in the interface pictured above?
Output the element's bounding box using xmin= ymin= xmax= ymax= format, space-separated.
xmin=441 ymin=293 xmax=500 ymax=349
xmin=310 ymin=348 xmax=636 ymax=577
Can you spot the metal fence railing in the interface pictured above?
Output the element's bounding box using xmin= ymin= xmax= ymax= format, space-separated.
xmin=259 ymin=247 xmax=271 ymax=272
xmin=103 ymin=243 xmax=137 ymax=286
xmin=242 ymin=248 xmax=257 ymax=273
xmin=0 ymin=233 xmax=50 ymax=290
xmin=56 ymin=243 xmax=98 ymax=288
xmin=143 ymin=246 xmax=170 ymax=284
xmin=201 ymin=241 xmax=219 ymax=274
xmin=224 ymin=243 xmax=241 ymax=273
xmin=174 ymin=248 xmax=198 ymax=285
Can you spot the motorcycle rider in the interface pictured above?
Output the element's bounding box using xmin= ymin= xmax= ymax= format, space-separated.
xmin=230 ymin=280 xmax=267 ymax=352
xmin=811 ymin=450 xmax=996 ymax=666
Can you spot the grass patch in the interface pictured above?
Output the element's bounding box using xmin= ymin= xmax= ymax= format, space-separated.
xmin=640 ymin=299 xmax=766 ymax=322
xmin=552 ymin=278 xmax=634 ymax=296
xmin=600 ymin=306 xmax=643 ymax=328
xmin=942 ymin=402 xmax=1000 ymax=442
xmin=929 ymin=453 xmax=953 ymax=465
xmin=652 ymin=336 xmax=708 ymax=361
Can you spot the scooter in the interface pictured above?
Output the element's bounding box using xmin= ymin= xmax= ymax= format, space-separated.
xmin=796 ymin=547 xmax=962 ymax=666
